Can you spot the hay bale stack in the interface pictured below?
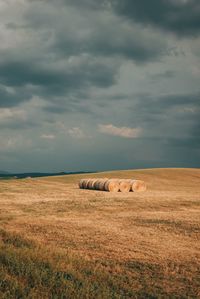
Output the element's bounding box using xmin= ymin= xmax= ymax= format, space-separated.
xmin=104 ymin=179 xmax=120 ymax=192
xmin=119 ymin=180 xmax=131 ymax=192
xmin=79 ymin=178 xmax=146 ymax=192
xmin=129 ymin=180 xmax=146 ymax=192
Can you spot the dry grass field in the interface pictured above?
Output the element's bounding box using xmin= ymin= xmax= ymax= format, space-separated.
xmin=0 ymin=168 xmax=200 ymax=298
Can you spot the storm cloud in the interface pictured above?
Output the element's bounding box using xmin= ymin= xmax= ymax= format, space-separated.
xmin=109 ymin=0 xmax=200 ymax=36
xmin=0 ymin=85 xmax=28 ymax=108
xmin=0 ymin=0 xmax=199 ymax=172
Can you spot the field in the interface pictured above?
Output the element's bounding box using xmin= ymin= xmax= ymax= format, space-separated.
xmin=0 ymin=168 xmax=200 ymax=298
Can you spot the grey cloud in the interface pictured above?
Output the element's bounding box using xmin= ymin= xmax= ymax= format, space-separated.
xmin=0 ymin=86 xmax=28 ymax=108
xmin=0 ymin=119 xmax=39 ymax=130
xmin=0 ymin=61 xmax=65 ymax=87
xmin=0 ymin=0 xmax=170 ymax=112
xmin=167 ymin=136 xmax=200 ymax=149
xmin=54 ymin=21 xmax=167 ymax=63
xmin=149 ymin=70 xmax=176 ymax=82
xmin=42 ymin=0 xmax=109 ymax=10
xmin=0 ymin=58 xmax=117 ymax=89
xmin=109 ymin=0 xmax=200 ymax=36
xmin=5 ymin=22 xmax=27 ymax=30
xmin=55 ymin=0 xmax=200 ymax=37
xmin=24 ymin=0 xmax=168 ymax=62
xmin=133 ymin=92 xmax=200 ymax=113
xmin=0 ymin=0 xmax=199 ymax=172
xmin=43 ymin=105 xmax=70 ymax=114
xmin=115 ymin=91 xmax=200 ymax=146
xmin=61 ymin=0 xmax=104 ymax=9
xmin=42 ymin=101 xmax=93 ymax=115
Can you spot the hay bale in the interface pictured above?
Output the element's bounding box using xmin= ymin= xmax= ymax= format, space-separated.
xmin=130 ymin=180 xmax=146 ymax=192
xmin=87 ymin=179 xmax=97 ymax=190
xmin=97 ymin=179 xmax=109 ymax=191
xmin=104 ymin=179 xmax=120 ymax=192
xmin=94 ymin=179 xmax=101 ymax=190
xmin=119 ymin=180 xmax=131 ymax=192
xmin=82 ymin=179 xmax=91 ymax=189
xmin=94 ymin=178 xmax=108 ymax=190
xmin=79 ymin=179 xmax=85 ymax=189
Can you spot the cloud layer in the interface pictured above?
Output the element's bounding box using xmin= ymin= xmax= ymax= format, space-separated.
xmin=0 ymin=0 xmax=199 ymax=172
xmin=110 ymin=0 xmax=200 ymax=36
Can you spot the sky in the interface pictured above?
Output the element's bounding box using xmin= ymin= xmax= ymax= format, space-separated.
xmin=0 ymin=0 xmax=200 ymax=172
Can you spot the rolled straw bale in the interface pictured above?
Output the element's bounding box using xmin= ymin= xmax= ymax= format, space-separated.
xmin=94 ymin=179 xmax=101 ymax=190
xmin=82 ymin=179 xmax=91 ymax=189
xmin=97 ymin=179 xmax=109 ymax=191
xmin=104 ymin=179 xmax=120 ymax=192
xmin=87 ymin=179 xmax=97 ymax=190
xmin=94 ymin=178 xmax=108 ymax=190
xmin=79 ymin=179 xmax=85 ymax=189
xmin=129 ymin=180 xmax=146 ymax=192
xmin=119 ymin=179 xmax=131 ymax=193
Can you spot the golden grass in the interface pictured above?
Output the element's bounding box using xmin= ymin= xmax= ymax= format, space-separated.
xmin=0 ymin=168 xmax=200 ymax=298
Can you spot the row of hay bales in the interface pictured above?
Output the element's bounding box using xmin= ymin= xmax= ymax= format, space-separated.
xmin=79 ymin=178 xmax=146 ymax=192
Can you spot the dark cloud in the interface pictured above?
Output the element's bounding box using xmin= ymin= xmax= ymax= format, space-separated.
xmin=0 ymin=86 xmax=28 ymax=108
xmin=44 ymin=0 xmax=109 ymax=10
xmin=43 ymin=101 xmax=93 ymax=115
xmin=58 ymin=0 xmax=200 ymax=36
xmin=133 ymin=91 xmax=200 ymax=114
xmin=0 ymin=57 xmax=118 ymax=109
xmin=123 ymin=91 xmax=200 ymax=144
xmin=23 ymin=0 xmax=168 ymax=62
xmin=0 ymin=59 xmax=117 ymax=89
xmin=0 ymin=119 xmax=39 ymax=130
xmin=0 ymin=61 xmax=65 ymax=87
xmin=109 ymin=0 xmax=200 ymax=36
xmin=0 ymin=0 xmax=169 ymax=111
xmin=64 ymin=0 xmax=105 ymax=9
xmin=43 ymin=105 xmax=70 ymax=114
xmin=0 ymin=0 xmax=199 ymax=171
xmin=149 ymin=70 xmax=176 ymax=82
xmin=167 ymin=136 xmax=200 ymax=149
xmin=54 ymin=21 xmax=167 ymax=63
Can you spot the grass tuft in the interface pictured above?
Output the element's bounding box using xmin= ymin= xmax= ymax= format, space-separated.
xmin=0 ymin=229 xmax=35 ymax=249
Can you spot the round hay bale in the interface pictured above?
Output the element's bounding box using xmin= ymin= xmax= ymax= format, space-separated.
xmin=79 ymin=179 xmax=85 ymax=189
xmin=104 ymin=179 xmax=120 ymax=192
xmin=130 ymin=180 xmax=146 ymax=192
xmin=119 ymin=180 xmax=131 ymax=192
xmin=94 ymin=179 xmax=101 ymax=190
xmin=87 ymin=179 xmax=97 ymax=190
xmin=97 ymin=179 xmax=109 ymax=191
xmin=82 ymin=179 xmax=91 ymax=189
xmin=94 ymin=178 xmax=108 ymax=190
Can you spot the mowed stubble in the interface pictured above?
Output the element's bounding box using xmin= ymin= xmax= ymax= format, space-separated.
xmin=0 ymin=168 xmax=200 ymax=297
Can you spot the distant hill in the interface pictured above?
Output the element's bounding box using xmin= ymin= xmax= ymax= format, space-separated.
xmin=0 ymin=171 xmax=93 ymax=179
xmin=0 ymin=170 xmax=10 ymax=174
